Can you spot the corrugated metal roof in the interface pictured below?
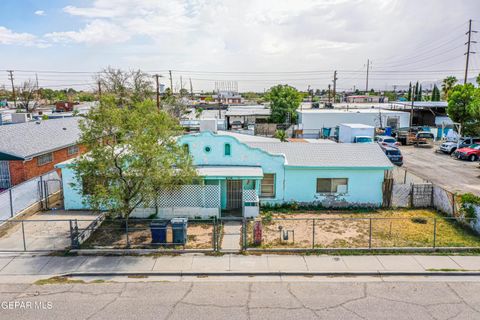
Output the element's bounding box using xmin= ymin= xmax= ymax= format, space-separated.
xmin=0 ymin=117 xmax=81 ymax=159
xmin=197 ymin=166 xmax=263 ymax=177
xmin=245 ymin=142 xmax=393 ymax=168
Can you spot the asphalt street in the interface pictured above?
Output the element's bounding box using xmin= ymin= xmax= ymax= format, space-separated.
xmin=1 ymin=279 xmax=480 ymax=319
xmin=400 ymin=145 xmax=480 ymax=195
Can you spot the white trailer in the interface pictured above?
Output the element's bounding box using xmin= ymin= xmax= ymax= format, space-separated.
xmin=338 ymin=123 xmax=375 ymax=143
xmin=296 ymin=108 xmax=410 ymax=138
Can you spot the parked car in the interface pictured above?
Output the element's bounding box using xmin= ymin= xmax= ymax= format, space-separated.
xmin=454 ymin=144 xmax=480 ymax=161
xmin=230 ymin=121 xmax=243 ymax=130
xmin=440 ymin=137 xmax=480 ymax=154
xmin=412 ymin=131 xmax=435 ymax=147
xmin=375 ymin=135 xmax=400 ymax=148
xmin=381 ymin=146 xmax=403 ymax=166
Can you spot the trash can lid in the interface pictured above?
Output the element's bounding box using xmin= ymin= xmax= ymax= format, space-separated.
xmin=150 ymin=220 xmax=169 ymax=226
xmin=171 ymin=217 xmax=188 ymax=224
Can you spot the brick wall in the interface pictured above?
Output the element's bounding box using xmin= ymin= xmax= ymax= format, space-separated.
xmin=8 ymin=144 xmax=86 ymax=186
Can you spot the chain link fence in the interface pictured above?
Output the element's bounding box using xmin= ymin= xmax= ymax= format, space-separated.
xmin=243 ymin=216 xmax=480 ymax=251
xmin=0 ymin=170 xmax=62 ymax=222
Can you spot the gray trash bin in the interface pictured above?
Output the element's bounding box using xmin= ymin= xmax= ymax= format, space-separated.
xmin=171 ymin=218 xmax=188 ymax=244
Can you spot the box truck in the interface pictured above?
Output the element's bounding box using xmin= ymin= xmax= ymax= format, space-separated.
xmin=338 ymin=123 xmax=375 ymax=143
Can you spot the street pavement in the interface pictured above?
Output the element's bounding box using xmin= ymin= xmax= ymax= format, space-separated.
xmin=0 ymin=254 xmax=480 ymax=278
xmin=400 ymin=145 xmax=480 ymax=195
xmin=1 ymin=280 xmax=480 ymax=319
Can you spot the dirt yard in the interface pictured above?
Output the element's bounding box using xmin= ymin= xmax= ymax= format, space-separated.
xmin=82 ymin=219 xmax=215 ymax=249
xmin=248 ymin=209 xmax=480 ymax=249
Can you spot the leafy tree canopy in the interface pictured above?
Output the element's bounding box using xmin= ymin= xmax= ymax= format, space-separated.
xmin=73 ymin=96 xmax=196 ymax=219
xmin=265 ymin=84 xmax=302 ymax=124
xmin=447 ymin=82 xmax=480 ymax=136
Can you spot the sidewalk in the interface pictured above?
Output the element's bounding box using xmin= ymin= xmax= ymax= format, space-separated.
xmin=1 ymin=254 xmax=480 ymax=277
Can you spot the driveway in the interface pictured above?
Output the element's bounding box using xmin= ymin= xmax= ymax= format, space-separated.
xmin=0 ymin=210 xmax=99 ymax=251
xmin=399 ymin=145 xmax=480 ymax=195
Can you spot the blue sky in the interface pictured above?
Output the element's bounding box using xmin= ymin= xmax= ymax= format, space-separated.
xmin=1 ymin=0 xmax=480 ymax=92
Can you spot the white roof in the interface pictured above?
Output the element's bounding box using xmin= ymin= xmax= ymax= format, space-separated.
xmin=246 ymin=142 xmax=392 ymax=168
xmin=339 ymin=123 xmax=375 ymax=129
xmin=298 ymin=108 xmax=408 ymax=114
xmin=217 ymin=131 xmax=280 ymax=142
xmin=197 ymin=166 xmax=263 ymax=177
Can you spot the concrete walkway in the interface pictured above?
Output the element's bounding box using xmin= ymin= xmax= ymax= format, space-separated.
xmin=221 ymin=221 xmax=242 ymax=252
xmin=1 ymin=254 xmax=480 ymax=277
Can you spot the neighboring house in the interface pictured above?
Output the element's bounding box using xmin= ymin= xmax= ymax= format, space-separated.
xmin=0 ymin=117 xmax=83 ymax=189
xmin=57 ymin=131 xmax=393 ymax=219
xmin=346 ymin=95 xmax=388 ymax=103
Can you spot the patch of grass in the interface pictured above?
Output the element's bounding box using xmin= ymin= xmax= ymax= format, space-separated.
xmin=426 ymin=268 xmax=469 ymax=272
xmin=34 ymin=276 xmax=85 ymax=285
xmin=127 ymin=275 xmax=148 ymax=279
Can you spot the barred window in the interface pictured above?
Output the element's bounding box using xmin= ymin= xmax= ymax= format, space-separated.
xmin=37 ymin=153 xmax=53 ymax=166
xmin=67 ymin=145 xmax=79 ymax=155
xmin=260 ymin=173 xmax=275 ymax=198
xmin=316 ymin=178 xmax=348 ymax=193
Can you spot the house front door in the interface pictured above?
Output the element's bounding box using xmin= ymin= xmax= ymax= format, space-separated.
xmin=225 ymin=180 xmax=243 ymax=216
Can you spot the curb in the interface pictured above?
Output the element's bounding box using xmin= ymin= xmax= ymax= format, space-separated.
xmin=59 ymin=271 xmax=480 ymax=277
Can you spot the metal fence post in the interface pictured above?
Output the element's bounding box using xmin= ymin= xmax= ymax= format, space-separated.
xmin=69 ymin=220 xmax=75 ymax=248
xmin=8 ymin=189 xmax=13 ymax=217
xmin=242 ymin=218 xmax=247 ymax=250
xmin=368 ymin=218 xmax=372 ymax=249
xmin=433 ymin=218 xmax=437 ymax=249
xmin=125 ymin=219 xmax=130 ymax=248
xmin=21 ymin=221 xmax=26 ymax=251
xmin=212 ymin=218 xmax=217 ymax=251
xmin=312 ymin=219 xmax=315 ymax=249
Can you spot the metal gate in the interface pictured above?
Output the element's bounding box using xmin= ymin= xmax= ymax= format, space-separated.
xmin=226 ymin=180 xmax=243 ymax=210
xmin=412 ymin=183 xmax=433 ymax=207
xmin=0 ymin=161 xmax=11 ymax=189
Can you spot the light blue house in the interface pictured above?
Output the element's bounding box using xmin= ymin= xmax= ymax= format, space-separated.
xmin=57 ymin=131 xmax=393 ymax=218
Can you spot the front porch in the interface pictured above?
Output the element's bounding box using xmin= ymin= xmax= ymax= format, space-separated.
xmin=132 ymin=166 xmax=262 ymax=219
xmin=198 ymin=166 xmax=261 ymax=219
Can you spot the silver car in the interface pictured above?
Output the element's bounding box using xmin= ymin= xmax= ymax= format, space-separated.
xmin=375 ymin=135 xmax=400 ymax=148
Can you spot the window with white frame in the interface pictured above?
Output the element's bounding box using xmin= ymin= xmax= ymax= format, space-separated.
xmin=67 ymin=145 xmax=79 ymax=155
xmin=316 ymin=178 xmax=348 ymax=193
xmin=37 ymin=153 xmax=53 ymax=166
xmin=260 ymin=173 xmax=275 ymax=198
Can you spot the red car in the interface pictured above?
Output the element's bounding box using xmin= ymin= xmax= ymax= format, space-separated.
xmin=454 ymin=144 xmax=480 ymax=161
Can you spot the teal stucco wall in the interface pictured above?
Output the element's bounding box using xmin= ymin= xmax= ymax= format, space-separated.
xmin=178 ymin=132 xmax=286 ymax=204
xmin=284 ymin=167 xmax=385 ymax=206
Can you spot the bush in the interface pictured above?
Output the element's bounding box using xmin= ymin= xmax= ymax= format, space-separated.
xmin=410 ymin=217 xmax=428 ymax=224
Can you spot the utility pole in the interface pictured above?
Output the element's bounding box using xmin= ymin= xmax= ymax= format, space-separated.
xmin=365 ymin=59 xmax=370 ymax=93
xmin=168 ymin=70 xmax=173 ymax=93
xmin=464 ymin=19 xmax=477 ymax=84
xmin=328 ymin=84 xmax=331 ymax=104
xmin=97 ymin=81 xmax=102 ymax=99
xmin=154 ymin=74 xmax=162 ymax=110
xmin=333 ymin=70 xmax=338 ymax=103
xmin=180 ymin=76 xmax=183 ymax=93
xmin=189 ymin=78 xmax=193 ymax=98
xmin=7 ymin=70 xmax=16 ymax=108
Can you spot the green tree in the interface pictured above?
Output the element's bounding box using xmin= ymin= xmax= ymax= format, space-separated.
xmin=73 ymin=96 xmax=196 ymax=219
xmin=274 ymin=129 xmax=287 ymax=142
xmin=407 ymin=82 xmax=412 ymax=101
xmin=447 ymin=83 xmax=480 ymax=135
xmin=265 ymin=85 xmax=302 ymax=124
xmin=442 ymin=76 xmax=457 ymax=100
xmin=431 ymin=85 xmax=440 ymax=101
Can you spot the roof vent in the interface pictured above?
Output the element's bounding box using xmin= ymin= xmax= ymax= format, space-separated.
xmin=63 ymin=127 xmax=67 ymax=130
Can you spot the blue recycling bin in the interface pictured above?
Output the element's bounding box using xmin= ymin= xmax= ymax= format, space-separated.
xmin=150 ymin=220 xmax=168 ymax=244
xmin=385 ymin=126 xmax=392 ymax=136
xmin=171 ymin=218 xmax=188 ymax=244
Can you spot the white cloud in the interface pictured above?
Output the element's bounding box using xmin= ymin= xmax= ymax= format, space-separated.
xmin=45 ymin=20 xmax=130 ymax=44
xmin=34 ymin=10 xmax=46 ymax=16
xmin=0 ymin=26 xmax=48 ymax=47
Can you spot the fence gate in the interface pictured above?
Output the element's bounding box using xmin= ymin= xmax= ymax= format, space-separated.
xmin=391 ymin=184 xmax=411 ymax=207
xmin=411 ymin=183 xmax=433 ymax=207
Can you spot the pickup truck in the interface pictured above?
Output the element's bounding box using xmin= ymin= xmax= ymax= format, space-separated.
xmin=440 ymin=137 xmax=480 ymax=154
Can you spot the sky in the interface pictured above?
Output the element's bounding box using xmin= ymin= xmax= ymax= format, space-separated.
xmin=1 ymin=0 xmax=480 ymax=92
